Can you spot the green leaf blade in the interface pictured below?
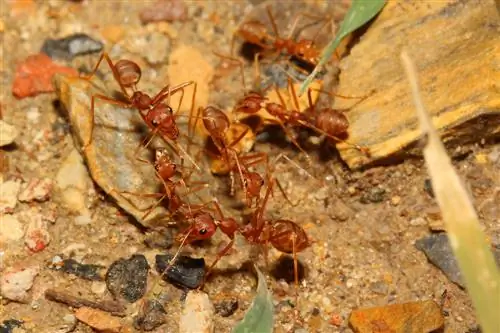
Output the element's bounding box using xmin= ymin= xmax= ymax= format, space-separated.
xmin=233 ymin=265 xmax=274 ymax=333
xmin=299 ymin=0 xmax=386 ymax=96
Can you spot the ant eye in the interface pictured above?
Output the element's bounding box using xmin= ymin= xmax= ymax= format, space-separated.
xmin=260 ymin=179 xmax=264 ymax=186
xmin=199 ymin=228 xmax=207 ymax=235
xmin=151 ymin=119 xmax=159 ymax=127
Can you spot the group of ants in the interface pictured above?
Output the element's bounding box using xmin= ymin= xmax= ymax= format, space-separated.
xmin=79 ymin=5 xmax=372 ymax=321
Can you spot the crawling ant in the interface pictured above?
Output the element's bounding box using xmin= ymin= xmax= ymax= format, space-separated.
xmin=233 ymin=5 xmax=338 ymax=70
xmin=81 ymin=52 xmax=199 ymax=168
xmin=195 ymin=105 xmax=268 ymax=207
xmin=116 ymin=148 xmax=211 ymax=222
xmin=234 ymin=77 xmax=372 ymax=161
xmin=176 ymin=177 xmax=310 ymax=303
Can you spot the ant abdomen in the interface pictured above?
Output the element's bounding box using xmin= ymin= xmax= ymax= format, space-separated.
xmin=115 ymin=59 xmax=142 ymax=89
xmin=234 ymin=92 xmax=266 ymax=114
xmin=270 ymin=220 xmax=309 ymax=254
xmin=315 ymin=109 xmax=349 ymax=138
xmin=203 ymin=107 xmax=231 ymax=138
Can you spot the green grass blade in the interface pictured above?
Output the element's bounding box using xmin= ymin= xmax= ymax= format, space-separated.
xmin=298 ymin=0 xmax=386 ymax=96
xmin=401 ymin=51 xmax=500 ymax=333
xmin=233 ymin=265 xmax=274 ymax=333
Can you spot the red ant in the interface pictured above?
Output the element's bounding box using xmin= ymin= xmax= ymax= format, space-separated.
xmin=234 ymin=77 xmax=372 ymax=158
xmin=80 ymin=52 xmax=199 ymax=168
xmin=176 ymin=177 xmax=310 ymax=301
xmin=194 ymin=105 xmax=269 ymax=207
xmin=233 ymin=5 xmax=338 ymax=68
xmin=116 ymin=148 xmax=211 ymax=223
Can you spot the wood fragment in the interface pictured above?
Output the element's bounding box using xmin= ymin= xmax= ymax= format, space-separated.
xmin=45 ymin=288 xmax=126 ymax=317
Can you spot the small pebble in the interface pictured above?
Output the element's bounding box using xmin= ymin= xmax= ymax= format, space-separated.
xmin=90 ymin=281 xmax=107 ymax=295
xmin=360 ymin=187 xmax=386 ymax=204
xmin=41 ymin=33 xmax=103 ymax=60
xmin=390 ymin=195 xmax=401 ymax=206
xmin=409 ymin=217 xmax=426 ymax=226
xmin=12 ymin=53 xmax=78 ymax=99
xmin=106 ymin=254 xmax=150 ymax=302
xmin=133 ymin=299 xmax=167 ymax=331
xmin=22 ymin=210 xmax=50 ymax=252
xmin=18 ymin=178 xmax=53 ymax=203
xmin=214 ymin=298 xmax=238 ymax=317
xmin=55 ymin=258 xmax=105 ymax=281
xmin=0 ymin=319 xmax=24 ymax=333
xmin=75 ymin=307 xmax=122 ymax=333
xmin=56 ymin=149 xmax=91 ymax=215
xmin=0 ymin=265 xmax=39 ymax=302
xmin=0 ymin=120 xmax=18 ymax=146
xmin=156 ymin=254 xmax=205 ymax=289
xmin=0 ymin=215 xmax=25 ymax=243
xmin=0 ymin=180 xmax=22 ymax=214
xmin=415 ymin=233 xmax=464 ymax=287
xmin=345 ymin=279 xmax=355 ymax=288
xmin=179 ymin=291 xmax=214 ymax=333
xmin=74 ymin=214 xmax=92 ymax=225
xmin=139 ymin=0 xmax=188 ymax=24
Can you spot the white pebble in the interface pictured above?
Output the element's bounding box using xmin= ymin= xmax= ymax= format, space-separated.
xmin=179 ymin=291 xmax=215 ymax=333
xmin=0 ymin=179 xmax=22 ymax=213
xmin=18 ymin=178 xmax=53 ymax=203
xmin=56 ymin=149 xmax=91 ymax=214
xmin=0 ymin=214 xmax=25 ymax=242
xmin=0 ymin=265 xmax=39 ymax=302
xmin=346 ymin=279 xmax=355 ymax=288
xmin=74 ymin=214 xmax=92 ymax=225
xmin=0 ymin=120 xmax=18 ymax=146
xmin=91 ymin=281 xmax=107 ymax=295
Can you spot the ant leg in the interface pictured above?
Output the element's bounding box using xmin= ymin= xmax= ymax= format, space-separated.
xmin=186 ymin=82 xmax=198 ymax=159
xmin=309 ymin=87 xmax=375 ymax=103
xmin=199 ymin=238 xmax=235 ymax=289
xmin=151 ymin=81 xmax=195 ymax=106
xmin=269 ymin=118 xmax=312 ymax=166
xmin=110 ymin=188 xmax=166 ymax=212
xmin=287 ymin=77 xmax=300 ymax=111
xmin=213 ymin=51 xmax=247 ymax=91
xmin=81 ymin=52 xmax=130 ymax=97
xmin=83 ymin=94 xmax=131 ymax=151
xmin=265 ymin=5 xmax=281 ymax=39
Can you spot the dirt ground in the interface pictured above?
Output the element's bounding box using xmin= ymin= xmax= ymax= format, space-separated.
xmin=1 ymin=1 xmax=498 ymax=332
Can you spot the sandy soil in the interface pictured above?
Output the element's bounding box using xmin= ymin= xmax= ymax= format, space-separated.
xmin=1 ymin=1 xmax=498 ymax=332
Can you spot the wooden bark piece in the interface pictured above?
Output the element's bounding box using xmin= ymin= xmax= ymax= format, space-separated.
xmin=335 ymin=0 xmax=500 ymax=169
xmin=53 ymin=74 xmax=169 ymax=228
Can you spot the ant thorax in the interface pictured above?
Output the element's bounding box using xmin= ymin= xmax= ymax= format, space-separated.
xmin=130 ymin=91 xmax=152 ymax=110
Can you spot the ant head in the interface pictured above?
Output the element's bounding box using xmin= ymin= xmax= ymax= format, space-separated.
xmin=115 ymin=59 xmax=142 ymax=88
xmin=243 ymin=172 xmax=264 ymax=197
xmin=235 ymin=93 xmax=265 ymax=114
xmin=187 ymin=212 xmax=217 ymax=242
xmin=156 ymin=159 xmax=176 ymax=180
